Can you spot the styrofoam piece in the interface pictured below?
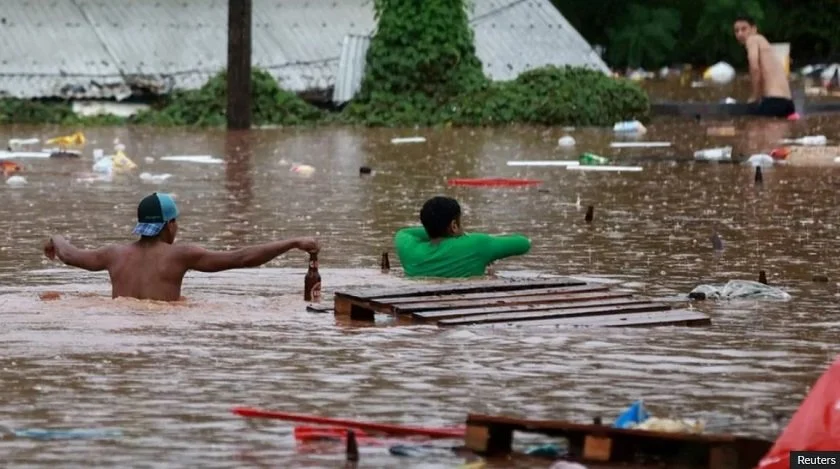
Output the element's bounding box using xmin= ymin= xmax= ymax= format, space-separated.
xmin=609 ymin=142 xmax=672 ymax=148
xmin=160 ymin=155 xmax=224 ymax=164
xmin=0 ymin=151 xmax=52 ymax=158
xmin=390 ymin=137 xmax=426 ymax=144
xmin=566 ymin=165 xmax=643 ymax=172
xmin=507 ymin=160 xmax=580 ymax=167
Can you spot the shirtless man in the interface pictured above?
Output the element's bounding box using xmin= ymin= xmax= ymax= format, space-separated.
xmin=43 ymin=192 xmax=320 ymax=301
xmin=733 ymin=15 xmax=795 ymax=118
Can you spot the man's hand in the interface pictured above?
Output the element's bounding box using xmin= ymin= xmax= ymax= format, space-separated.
xmin=43 ymin=237 xmax=56 ymax=260
xmin=295 ymin=237 xmax=320 ymax=254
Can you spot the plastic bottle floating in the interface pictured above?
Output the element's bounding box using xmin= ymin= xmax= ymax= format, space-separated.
xmin=703 ymin=62 xmax=735 ymax=84
xmin=7 ymin=138 xmax=39 ymax=150
xmin=578 ymin=152 xmax=610 ymax=166
xmin=781 ymin=135 xmax=827 ymax=146
xmin=694 ymin=146 xmax=733 ymax=161
xmin=613 ymin=120 xmax=647 ymax=135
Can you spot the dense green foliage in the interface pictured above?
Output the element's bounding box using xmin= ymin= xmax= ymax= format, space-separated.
xmin=341 ymin=0 xmax=487 ymax=126
xmin=0 ymin=99 xmax=123 ymax=126
xmin=446 ymin=67 xmax=649 ymax=126
xmin=341 ymin=0 xmax=648 ymax=127
xmin=133 ymin=69 xmax=323 ymax=126
xmin=554 ymin=0 xmax=840 ymax=69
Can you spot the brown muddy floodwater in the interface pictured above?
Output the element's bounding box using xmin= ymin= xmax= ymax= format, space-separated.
xmin=1 ymin=115 xmax=840 ymax=468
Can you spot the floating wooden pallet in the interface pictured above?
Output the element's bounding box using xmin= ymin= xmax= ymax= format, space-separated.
xmin=464 ymin=413 xmax=772 ymax=469
xmin=332 ymin=278 xmax=710 ymax=327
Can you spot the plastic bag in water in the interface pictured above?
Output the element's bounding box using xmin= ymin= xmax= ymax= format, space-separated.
xmin=689 ymin=280 xmax=791 ymax=301
xmin=614 ymin=400 xmax=649 ymax=429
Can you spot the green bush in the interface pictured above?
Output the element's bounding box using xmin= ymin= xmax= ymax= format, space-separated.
xmin=342 ymin=0 xmax=489 ymax=126
xmin=0 ymin=99 xmax=124 ymax=126
xmin=444 ymin=66 xmax=649 ymax=127
xmin=133 ymin=69 xmax=323 ymax=127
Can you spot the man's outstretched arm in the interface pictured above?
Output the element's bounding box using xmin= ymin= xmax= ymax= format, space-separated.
xmin=179 ymin=237 xmax=320 ymax=273
xmin=44 ymin=235 xmax=113 ymax=271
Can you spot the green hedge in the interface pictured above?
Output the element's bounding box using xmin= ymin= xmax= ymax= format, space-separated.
xmin=132 ymin=69 xmax=323 ymax=127
xmin=446 ymin=66 xmax=650 ymax=126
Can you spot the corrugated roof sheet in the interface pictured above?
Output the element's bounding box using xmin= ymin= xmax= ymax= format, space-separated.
xmin=0 ymin=0 xmax=607 ymax=100
xmin=333 ymin=35 xmax=371 ymax=104
xmin=470 ymin=0 xmax=610 ymax=79
xmin=0 ymin=0 xmax=129 ymax=99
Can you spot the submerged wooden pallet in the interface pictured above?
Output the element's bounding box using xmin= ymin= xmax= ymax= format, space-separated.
xmin=332 ymin=278 xmax=710 ymax=327
xmin=465 ymin=413 xmax=772 ymax=469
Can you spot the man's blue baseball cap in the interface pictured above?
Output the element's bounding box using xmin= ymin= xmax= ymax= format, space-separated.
xmin=132 ymin=192 xmax=179 ymax=237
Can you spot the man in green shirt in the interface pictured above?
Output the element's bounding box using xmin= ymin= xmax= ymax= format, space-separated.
xmin=394 ymin=196 xmax=532 ymax=278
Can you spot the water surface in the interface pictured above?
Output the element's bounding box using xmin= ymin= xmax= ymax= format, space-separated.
xmin=1 ymin=116 xmax=839 ymax=467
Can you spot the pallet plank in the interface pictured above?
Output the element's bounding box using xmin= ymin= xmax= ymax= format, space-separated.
xmin=435 ymin=302 xmax=672 ymax=326
xmin=378 ymin=284 xmax=609 ymax=304
xmin=464 ymin=413 xmax=771 ymax=468
xmin=412 ymin=292 xmax=636 ymax=321
xmin=461 ymin=310 xmax=711 ymax=328
xmin=337 ymin=277 xmax=585 ymax=300
xmin=392 ymin=285 xmax=612 ymax=314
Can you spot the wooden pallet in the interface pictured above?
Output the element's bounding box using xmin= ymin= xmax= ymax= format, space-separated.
xmin=331 ymin=278 xmax=710 ymax=327
xmin=464 ymin=413 xmax=772 ymax=469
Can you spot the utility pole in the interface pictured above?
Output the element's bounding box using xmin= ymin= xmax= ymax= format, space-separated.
xmin=227 ymin=0 xmax=252 ymax=129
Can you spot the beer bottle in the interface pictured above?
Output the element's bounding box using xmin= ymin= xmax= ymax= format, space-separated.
xmin=380 ymin=252 xmax=390 ymax=273
xmin=304 ymin=252 xmax=321 ymax=302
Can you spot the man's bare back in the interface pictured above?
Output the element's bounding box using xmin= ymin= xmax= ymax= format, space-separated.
xmin=745 ymin=34 xmax=791 ymax=100
xmin=733 ymin=15 xmax=794 ymax=118
xmin=43 ymin=193 xmax=320 ymax=301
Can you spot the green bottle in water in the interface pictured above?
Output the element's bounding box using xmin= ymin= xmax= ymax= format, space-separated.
xmin=579 ymin=152 xmax=610 ymax=165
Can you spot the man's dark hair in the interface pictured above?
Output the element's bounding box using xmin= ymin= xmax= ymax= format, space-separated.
xmin=420 ymin=196 xmax=461 ymax=238
xmin=734 ymin=14 xmax=756 ymax=25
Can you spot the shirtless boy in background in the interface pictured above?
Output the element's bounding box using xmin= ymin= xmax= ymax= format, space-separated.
xmin=733 ymin=15 xmax=795 ymax=118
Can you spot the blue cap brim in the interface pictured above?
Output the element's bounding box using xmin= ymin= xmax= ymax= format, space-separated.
xmin=133 ymin=222 xmax=165 ymax=236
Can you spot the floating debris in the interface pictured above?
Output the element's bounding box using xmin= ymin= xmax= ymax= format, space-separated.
xmin=507 ymin=160 xmax=579 ymax=167
xmin=291 ymin=164 xmax=315 ymax=177
xmin=557 ymin=135 xmax=576 ymax=147
xmin=160 ymin=155 xmax=223 ymax=164
xmin=567 ymin=165 xmax=643 ymax=172
xmin=694 ymin=146 xmax=733 ymax=161
xmin=390 ymin=137 xmax=426 ymax=144
xmin=139 ymin=172 xmax=173 ymax=183
xmin=609 ymin=141 xmax=671 ymax=148
xmin=5 ymin=175 xmax=26 ymax=186
xmin=781 ymin=135 xmax=827 ymax=146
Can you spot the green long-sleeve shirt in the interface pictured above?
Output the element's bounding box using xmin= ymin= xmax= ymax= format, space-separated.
xmin=393 ymin=226 xmax=532 ymax=278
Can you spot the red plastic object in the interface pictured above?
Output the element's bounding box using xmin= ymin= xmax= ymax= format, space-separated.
xmin=231 ymin=407 xmax=465 ymax=439
xmin=770 ymin=147 xmax=790 ymax=160
xmin=447 ymin=177 xmax=542 ymax=187
xmin=757 ymin=356 xmax=840 ymax=469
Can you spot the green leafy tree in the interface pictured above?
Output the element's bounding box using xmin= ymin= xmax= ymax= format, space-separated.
xmin=694 ymin=0 xmax=764 ymax=66
xmin=606 ymin=4 xmax=681 ymax=68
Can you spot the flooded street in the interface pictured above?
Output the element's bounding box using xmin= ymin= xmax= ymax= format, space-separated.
xmin=2 ymin=116 xmax=840 ymax=468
